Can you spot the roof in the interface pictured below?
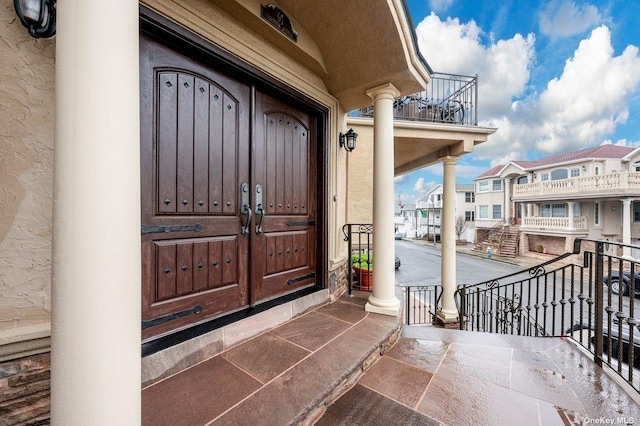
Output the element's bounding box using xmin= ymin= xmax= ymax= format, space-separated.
xmin=527 ymin=145 xmax=634 ymax=168
xmin=475 ymin=164 xmax=505 ymax=180
xmin=475 ymin=145 xmax=636 ymax=179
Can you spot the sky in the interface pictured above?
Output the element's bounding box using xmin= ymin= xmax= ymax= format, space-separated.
xmin=395 ymin=0 xmax=640 ymax=206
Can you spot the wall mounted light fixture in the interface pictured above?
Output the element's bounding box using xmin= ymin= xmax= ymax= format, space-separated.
xmin=14 ymin=0 xmax=56 ymax=39
xmin=339 ymin=128 xmax=358 ymax=152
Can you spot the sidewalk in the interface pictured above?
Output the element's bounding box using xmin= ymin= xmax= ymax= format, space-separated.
xmin=407 ymin=237 xmax=551 ymax=269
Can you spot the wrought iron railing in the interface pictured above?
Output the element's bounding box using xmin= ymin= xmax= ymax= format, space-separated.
xmin=455 ymin=239 xmax=640 ymax=393
xmin=352 ymin=72 xmax=478 ymax=126
xmin=403 ymin=285 xmax=443 ymax=325
xmin=342 ymin=223 xmax=374 ymax=294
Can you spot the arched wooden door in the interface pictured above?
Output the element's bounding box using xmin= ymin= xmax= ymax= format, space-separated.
xmin=140 ymin=33 xmax=318 ymax=341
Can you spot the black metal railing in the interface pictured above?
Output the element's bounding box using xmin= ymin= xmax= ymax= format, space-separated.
xmin=352 ymin=72 xmax=478 ymax=126
xmin=455 ymin=239 xmax=640 ymax=392
xmin=403 ymin=285 xmax=442 ymax=325
xmin=342 ymin=223 xmax=374 ymax=294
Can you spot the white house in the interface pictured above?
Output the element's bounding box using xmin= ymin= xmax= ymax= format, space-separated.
xmin=475 ymin=145 xmax=640 ymax=257
xmin=415 ymin=183 xmax=476 ymax=243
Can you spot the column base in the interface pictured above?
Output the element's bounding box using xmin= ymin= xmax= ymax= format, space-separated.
xmin=435 ymin=309 xmax=459 ymax=329
xmin=365 ymin=295 xmax=400 ymax=317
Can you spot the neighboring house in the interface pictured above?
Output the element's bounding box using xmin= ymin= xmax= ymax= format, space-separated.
xmin=414 ymin=184 xmax=476 ymax=242
xmin=1 ymin=1 xmax=495 ymax=423
xmin=475 ymin=145 xmax=640 ymax=257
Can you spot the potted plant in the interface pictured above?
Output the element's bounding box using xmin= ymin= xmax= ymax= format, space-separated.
xmin=351 ymin=252 xmax=373 ymax=291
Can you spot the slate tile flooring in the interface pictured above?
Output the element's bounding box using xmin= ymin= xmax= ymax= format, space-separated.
xmin=142 ymin=291 xmax=640 ymax=425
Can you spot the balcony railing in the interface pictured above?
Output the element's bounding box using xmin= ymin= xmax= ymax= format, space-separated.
xmin=352 ymin=72 xmax=478 ymax=126
xmin=455 ymin=239 xmax=640 ymax=393
xmin=521 ymin=216 xmax=588 ymax=231
xmin=513 ymin=171 xmax=640 ymax=199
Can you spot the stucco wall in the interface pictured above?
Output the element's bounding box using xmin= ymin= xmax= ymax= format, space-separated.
xmin=0 ymin=5 xmax=54 ymax=322
xmin=345 ymin=122 xmax=374 ymax=224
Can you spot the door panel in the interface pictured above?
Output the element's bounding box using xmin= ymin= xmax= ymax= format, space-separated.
xmin=252 ymin=92 xmax=317 ymax=303
xmin=141 ymin=34 xmax=319 ymax=340
xmin=140 ymin=34 xmax=250 ymax=340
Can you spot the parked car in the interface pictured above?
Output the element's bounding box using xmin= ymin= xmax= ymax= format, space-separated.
xmin=603 ymin=270 xmax=640 ymax=296
xmin=395 ymin=231 xmax=404 ymax=240
xmin=567 ymin=322 xmax=640 ymax=369
xmin=395 ymin=255 xmax=401 ymax=270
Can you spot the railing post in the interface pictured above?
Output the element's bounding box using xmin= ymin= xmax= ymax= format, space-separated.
xmin=594 ymin=241 xmax=604 ymax=367
xmin=406 ymin=286 xmax=411 ymax=325
xmin=459 ymin=286 xmax=466 ymax=330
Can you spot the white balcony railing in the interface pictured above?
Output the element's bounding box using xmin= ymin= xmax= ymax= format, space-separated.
xmin=521 ymin=216 xmax=588 ymax=231
xmin=513 ymin=171 xmax=640 ymax=198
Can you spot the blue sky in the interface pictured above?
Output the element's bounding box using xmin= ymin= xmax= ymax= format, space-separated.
xmin=395 ymin=0 xmax=640 ymax=205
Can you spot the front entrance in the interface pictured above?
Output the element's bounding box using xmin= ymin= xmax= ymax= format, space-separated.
xmin=140 ymin=32 xmax=320 ymax=341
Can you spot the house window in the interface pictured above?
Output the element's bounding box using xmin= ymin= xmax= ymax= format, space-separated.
xmin=465 ymin=192 xmax=475 ymax=202
xmin=595 ymin=166 xmax=600 ymax=175
xmin=570 ymin=168 xmax=580 ymax=177
xmin=541 ymin=203 xmax=567 ymax=217
xmin=478 ymin=181 xmax=488 ymax=192
xmin=594 ymin=202 xmax=600 ymax=226
xmin=492 ymin=205 xmax=502 ymax=219
xmin=573 ymin=203 xmax=581 ymax=217
xmin=478 ymin=205 xmax=488 ymax=219
xmin=551 ymin=169 xmax=568 ymax=180
xmin=465 ymin=211 xmax=475 ymax=221
xmin=492 ymin=180 xmax=502 ymax=191
xmin=436 ymin=194 xmax=441 ymax=201
xmin=540 ymin=172 xmax=549 ymax=181
xmin=517 ymin=176 xmax=528 ymax=184
xmin=634 ymin=202 xmax=640 ymax=222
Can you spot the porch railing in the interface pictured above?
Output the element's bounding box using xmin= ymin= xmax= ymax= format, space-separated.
xmin=403 ymin=285 xmax=443 ymax=325
xmin=353 ymin=72 xmax=478 ymax=126
xmin=455 ymin=239 xmax=640 ymax=393
xmin=521 ymin=216 xmax=588 ymax=231
xmin=342 ymin=223 xmax=373 ymax=294
xmin=513 ymin=171 xmax=640 ymax=199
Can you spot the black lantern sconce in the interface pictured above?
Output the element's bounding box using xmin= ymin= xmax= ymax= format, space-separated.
xmin=339 ymin=128 xmax=358 ymax=152
xmin=14 ymin=0 xmax=56 ymax=39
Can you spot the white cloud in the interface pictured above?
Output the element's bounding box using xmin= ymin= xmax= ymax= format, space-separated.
xmin=536 ymin=26 xmax=640 ymax=153
xmin=428 ymin=0 xmax=454 ymax=13
xmin=415 ymin=13 xmax=535 ymax=119
xmin=539 ymin=0 xmax=602 ymax=38
xmin=412 ymin=177 xmax=438 ymax=198
xmin=415 ymin=13 xmax=640 ymax=162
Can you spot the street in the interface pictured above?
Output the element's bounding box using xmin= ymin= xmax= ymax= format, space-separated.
xmin=395 ymin=239 xmax=640 ymax=337
xmin=394 ymin=239 xmax=523 ymax=287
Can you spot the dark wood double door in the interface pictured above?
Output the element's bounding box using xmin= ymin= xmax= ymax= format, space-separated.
xmin=140 ymin=34 xmax=318 ymax=340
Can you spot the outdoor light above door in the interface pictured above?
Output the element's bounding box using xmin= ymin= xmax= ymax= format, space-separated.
xmin=339 ymin=128 xmax=358 ymax=152
xmin=14 ymin=0 xmax=56 ymax=39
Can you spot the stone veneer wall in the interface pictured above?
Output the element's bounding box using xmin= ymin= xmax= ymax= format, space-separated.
xmin=0 ymin=352 xmax=50 ymax=425
xmin=526 ymin=234 xmax=566 ymax=256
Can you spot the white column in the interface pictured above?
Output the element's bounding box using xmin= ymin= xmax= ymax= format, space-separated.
xmin=504 ymin=177 xmax=511 ymax=222
xmin=622 ymin=199 xmax=632 ymax=257
xmin=567 ymin=202 xmax=575 ymax=230
xmin=526 ymin=203 xmax=532 ymax=218
xmin=437 ymin=156 xmax=459 ymax=323
xmin=51 ymin=2 xmax=141 ymax=425
xmin=365 ymin=83 xmax=401 ymax=316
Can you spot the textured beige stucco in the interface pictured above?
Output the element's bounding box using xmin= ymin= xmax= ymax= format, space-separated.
xmin=0 ymin=4 xmax=54 ymax=324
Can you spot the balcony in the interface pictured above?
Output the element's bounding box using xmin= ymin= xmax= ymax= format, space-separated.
xmin=513 ymin=171 xmax=640 ymax=201
xmin=353 ymin=72 xmax=478 ymax=126
xmin=521 ymin=216 xmax=588 ymax=233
